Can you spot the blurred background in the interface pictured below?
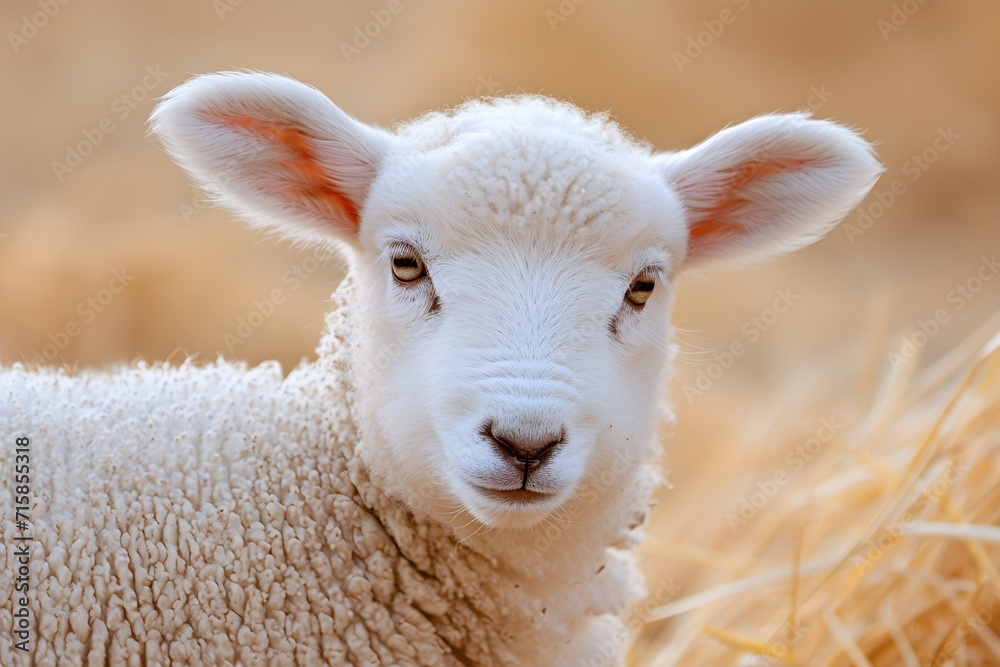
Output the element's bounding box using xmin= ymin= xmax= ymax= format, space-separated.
xmin=1 ymin=0 xmax=997 ymax=660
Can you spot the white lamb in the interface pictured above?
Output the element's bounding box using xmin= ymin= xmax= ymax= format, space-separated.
xmin=0 ymin=72 xmax=881 ymax=666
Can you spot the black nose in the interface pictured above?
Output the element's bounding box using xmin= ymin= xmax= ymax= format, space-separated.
xmin=481 ymin=421 xmax=565 ymax=467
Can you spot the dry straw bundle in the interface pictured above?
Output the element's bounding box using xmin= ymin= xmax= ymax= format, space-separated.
xmin=633 ymin=318 xmax=1000 ymax=666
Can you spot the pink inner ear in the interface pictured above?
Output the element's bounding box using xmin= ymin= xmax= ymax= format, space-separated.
xmin=690 ymin=156 xmax=810 ymax=242
xmin=210 ymin=112 xmax=360 ymax=228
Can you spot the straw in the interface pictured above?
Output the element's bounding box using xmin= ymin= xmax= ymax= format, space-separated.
xmin=631 ymin=318 xmax=1000 ymax=666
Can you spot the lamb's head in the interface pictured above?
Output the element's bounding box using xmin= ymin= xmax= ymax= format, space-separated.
xmin=152 ymin=72 xmax=881 ymax=532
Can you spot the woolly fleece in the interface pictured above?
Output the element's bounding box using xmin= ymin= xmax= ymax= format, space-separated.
xmin=1 ymin=277 xmax=630 ymax=666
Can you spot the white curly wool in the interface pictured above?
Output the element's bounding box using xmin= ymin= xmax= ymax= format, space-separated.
xmin=1 ymin=278 xmax=654 ymax=666
xmin=0 ymin=282 xmax=554 ymax=665
xmin=0 ymin=72 xmax=882 ymax=666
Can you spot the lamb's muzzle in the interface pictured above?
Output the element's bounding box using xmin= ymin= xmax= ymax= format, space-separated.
xmin=0 ymin=71 xmax=882 ymax=666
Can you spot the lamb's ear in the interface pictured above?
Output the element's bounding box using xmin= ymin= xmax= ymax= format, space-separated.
xmin=659 ymin=113 xmax=882 ymax=267
xmin=150 ymin=72 xmax=393 ymax=246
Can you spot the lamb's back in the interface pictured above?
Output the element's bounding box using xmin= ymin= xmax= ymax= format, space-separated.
xmin=0 ymin=361 xmax=453 ymax=666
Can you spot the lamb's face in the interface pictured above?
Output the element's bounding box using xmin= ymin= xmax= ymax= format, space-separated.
xmin=151 ymin=73 xmax=882 ymax=533
xmin=352 ymin=120 xmax=687 ymax=529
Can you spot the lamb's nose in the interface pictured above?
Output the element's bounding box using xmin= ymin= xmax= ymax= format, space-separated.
xmin=481 ymin=421 xmax=565 ymax=468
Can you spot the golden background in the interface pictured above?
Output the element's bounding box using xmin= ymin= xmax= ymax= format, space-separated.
xmin=1 ymin=0 xmax=998 ymax=659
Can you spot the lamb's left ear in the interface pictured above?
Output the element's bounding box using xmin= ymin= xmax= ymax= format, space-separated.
xmin=150 ymin=72 xmax=394 ymax=246
xmin=659 ymin=113 xmax=882 ymax=267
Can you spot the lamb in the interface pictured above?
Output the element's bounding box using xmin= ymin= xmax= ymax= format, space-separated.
xmin=0 ymin=72 xmax=882 ymax=666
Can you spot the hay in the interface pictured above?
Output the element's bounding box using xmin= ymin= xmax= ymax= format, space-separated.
xmin=632 ymin=318 xmax=1000 ymax=666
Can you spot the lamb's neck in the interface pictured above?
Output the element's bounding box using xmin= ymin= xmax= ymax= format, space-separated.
xmin=345 ymin=452 xmax=654 ymax=665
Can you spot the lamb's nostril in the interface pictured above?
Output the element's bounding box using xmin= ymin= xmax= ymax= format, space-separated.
xmin=480 ymin=421 xmax=565 ymax=465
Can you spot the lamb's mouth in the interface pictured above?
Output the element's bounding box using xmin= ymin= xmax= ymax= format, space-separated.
xmin=472 ymin=485 xmax=555 ymax=504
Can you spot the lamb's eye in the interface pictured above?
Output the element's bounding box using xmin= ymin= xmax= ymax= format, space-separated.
xmin=625 ymin=272 xmax=655 ymax=309
xmin=391 ymin=249 xmax=427 ymax=283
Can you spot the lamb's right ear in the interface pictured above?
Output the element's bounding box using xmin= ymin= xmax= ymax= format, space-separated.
xmin=150 ymin=72 xmax=393 ymax=246
xmin=658 ymin=113 xmax=882 ymax=268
